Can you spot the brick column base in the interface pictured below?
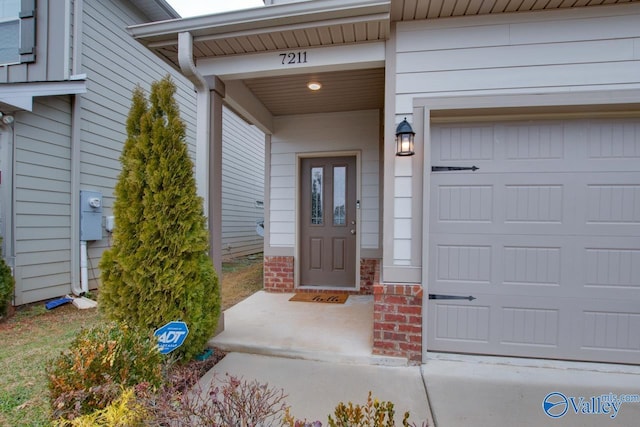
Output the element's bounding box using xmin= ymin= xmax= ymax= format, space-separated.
xmin=359 ymin=258 xmax=379 ymax=295
xmin=263 ymin=256 xmax=294 ymax=292
xmin=373 ymin=283 xmax=423 ymax=363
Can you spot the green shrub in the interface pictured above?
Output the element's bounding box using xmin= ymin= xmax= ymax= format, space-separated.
xmin=0 ymin=237 xmax=14 ymax=317
xmin=99 ymin=76 xmax=220 ymax=360
xmin=327 ymin=392 xmax=411 ymax=427
xmin=47 ymin=321 xmax=162 ymax=420
xmin=52 ymin=388 xmax=146 ymax=427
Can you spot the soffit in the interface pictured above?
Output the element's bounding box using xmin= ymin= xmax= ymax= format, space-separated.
xmin=131 ymin=0 xmax=391 ymax=70
xmin=131 ymin=0 xmax=640 ymax=69
xmin=130 ymin=0 xmax=180 ymax=22
xmin=390 ymin=0 xmax=639 ymax=21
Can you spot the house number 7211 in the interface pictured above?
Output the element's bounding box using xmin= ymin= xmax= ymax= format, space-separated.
xmin=279 ymin=51 xmax=307 ymax=65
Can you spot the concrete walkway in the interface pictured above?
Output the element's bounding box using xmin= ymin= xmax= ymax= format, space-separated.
xmin=200 ymin=352 xmax=433 ymax=425
xmin=202 ymin=352 xmax=640 ymax=426
xmin=422 ymin=354 xmax=640 ymax=427
xmin=204 ymin=291 xmax=640 ymax=426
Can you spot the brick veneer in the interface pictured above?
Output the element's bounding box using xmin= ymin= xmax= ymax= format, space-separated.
xmin=358 ymin=258 xmax=379 ymax=295
xmin=373 ymin=283 xmax=423 ymax=363
xmin=263 ymin=256 xmax=379 ymax=295
xmin=263 ymin=256 xmax=295 ymax=292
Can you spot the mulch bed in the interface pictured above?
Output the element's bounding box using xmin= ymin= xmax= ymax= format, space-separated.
xmin=168 ymin=348 xmax=227 ymax=393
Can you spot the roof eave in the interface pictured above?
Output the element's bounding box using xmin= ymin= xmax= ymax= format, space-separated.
xmin=129 ymin=0 xmax=181 ymax=22
xmin=129 ymin=0 xmax=390 ymax=45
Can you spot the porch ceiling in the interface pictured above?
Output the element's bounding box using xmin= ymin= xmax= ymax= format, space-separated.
xmin=243 ymin=68 xmax=385 ymax=116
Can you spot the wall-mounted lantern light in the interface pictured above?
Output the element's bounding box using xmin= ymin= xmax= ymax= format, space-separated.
xmin=0 ymin=112 xmax=14 ymax=125
xmin=395 ymin=117 xmax=415 ymax=156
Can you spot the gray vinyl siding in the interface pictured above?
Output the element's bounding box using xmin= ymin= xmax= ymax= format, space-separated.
xmin=9 ymin=0 xmax=263 ymax=303
xmin=0 ymin=0 xmax=68 ymax=83
xmin=221 ymin=107 xmax=265 ymax=259
xmin=10 ymin=0 xmax=197 ymax=304
xmin=79 ymin=0 xmax=197 ymax=285
xmin=13 ymin=97 xmax=72 ymax=305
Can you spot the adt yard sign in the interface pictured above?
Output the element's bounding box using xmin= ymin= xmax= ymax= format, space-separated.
xmin=154 ymin=321 xmax=189 ymax=354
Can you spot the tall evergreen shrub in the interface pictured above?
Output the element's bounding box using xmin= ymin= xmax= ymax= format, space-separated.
xmin=99 ymin=76 xmax=220 ymax=360
xmin=0 ymin=237 xmax=14 ymax=317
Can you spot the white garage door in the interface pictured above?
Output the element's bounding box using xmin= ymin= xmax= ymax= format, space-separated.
xmin=427 ymin=118 xmax=640 ymax=364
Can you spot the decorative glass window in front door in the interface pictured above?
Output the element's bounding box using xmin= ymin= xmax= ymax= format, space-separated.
xmin=333 ymin=166 xmax=346 ymax=225
xmin=311 ymin=167 xmax=323 ymax=225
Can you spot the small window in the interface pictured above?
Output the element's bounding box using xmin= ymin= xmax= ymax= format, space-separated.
xmin=0 ymin=0 xmax=20 ymax=65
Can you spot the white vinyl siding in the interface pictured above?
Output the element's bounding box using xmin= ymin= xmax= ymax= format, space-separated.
xmin=221 ymin=106 xmax=265 ymax=259
xmin=79 ymin=0 xmax=197 ymax=285
xmin=268 ymin=109 xmax=380 ymax=252
xmin=390 ymin=5 xmax=640 ymax=268
xmin=13 ymin=97 xmax=72 ymax=305
xmin=394 ymin=4 xmax=640 ymax=115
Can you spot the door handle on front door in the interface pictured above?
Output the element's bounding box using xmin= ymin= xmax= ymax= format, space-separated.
xmin=350 ymin=229 xmax=356 ymax=235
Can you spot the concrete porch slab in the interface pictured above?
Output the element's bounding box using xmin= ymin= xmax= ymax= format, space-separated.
xmin=208 ymin=290 xmax=407 ymax=366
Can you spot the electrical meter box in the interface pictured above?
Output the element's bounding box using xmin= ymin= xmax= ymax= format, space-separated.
xmin=80 ymin=190 xmax=103 ymax=241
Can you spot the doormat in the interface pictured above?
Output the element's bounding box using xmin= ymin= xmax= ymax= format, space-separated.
xmin=289 ymin=293 xmax=348 ymax=304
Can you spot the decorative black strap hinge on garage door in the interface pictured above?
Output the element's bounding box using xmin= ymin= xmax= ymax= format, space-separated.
xmin=429 ymin=294 xmax=476 ymax=301
xmin=431 ymin=166 xmax=479 ymax=172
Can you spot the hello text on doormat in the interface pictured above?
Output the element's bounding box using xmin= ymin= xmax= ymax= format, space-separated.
xmin=289 ymin=293 xmax=348 ymax=304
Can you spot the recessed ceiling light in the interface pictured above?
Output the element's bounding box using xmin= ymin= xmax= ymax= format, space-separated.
xmin=307 ymin=82 xmax=322 ymax=91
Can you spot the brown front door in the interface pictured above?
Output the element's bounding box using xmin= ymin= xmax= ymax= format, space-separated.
xmin=300 ymin=156 xmax=356 ymax=287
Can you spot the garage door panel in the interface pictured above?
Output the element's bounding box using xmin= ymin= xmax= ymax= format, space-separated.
xmin=585 ymin=120 xmax=640 ymax=160
xmin=435 ymin=183 xmax=494 ymax=223
xmin=578 ymin=301 xmax=640 ymax=365
xmin=579 ymin=236 xmax=640 ymax=300
xmin=582 ymin=175 xmax=640 ymax=237
xmin=432 ymin=125 xmax=496 ymax=162
xmin=428 ymin=118 xmax=640 ymax=364
xmin=580 ymin=307 xmax=640 ymax=353
xmin=432 ymin=174 xmax=582 ymax=236
xmin=429 ymin=296 xmax=567 ymax=358
xmin=432 ymin=302 xmax=491 ymax=344
xmin=431 ymin=233 xmax=577 ymax=298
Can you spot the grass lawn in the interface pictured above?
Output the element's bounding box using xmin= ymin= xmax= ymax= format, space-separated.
xmin=0 ymin=304 xmax=102 ymax=426
xmin=0 ymin=255 xmax=263 ymax=426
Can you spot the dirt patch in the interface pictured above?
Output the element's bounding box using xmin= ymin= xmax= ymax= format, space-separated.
xmin=221 ymin=254 xmax=263 ymax=310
